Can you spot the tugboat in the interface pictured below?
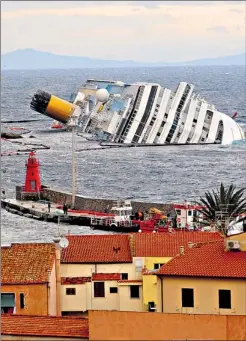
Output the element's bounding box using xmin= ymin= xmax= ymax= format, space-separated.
xmin=90 ymin=199 xmax=173 ymax=233
xmin=90 ymin=200 xmax=141 ymax=232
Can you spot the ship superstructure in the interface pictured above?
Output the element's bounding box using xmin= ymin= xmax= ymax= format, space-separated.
xmin=30 ymin=79 xmax=245 ymax=145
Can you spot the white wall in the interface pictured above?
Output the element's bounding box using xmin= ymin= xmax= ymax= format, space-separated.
xmin=61 ymin=283 xmax=89 ymax=312
xmin=60 ymin=263 xmax=136 ymax=279
xmin=91 ymin=280 xmax=120 ymax=311
xmin=48 ymin=262 xmax=57 ymax=316
xmin=118 ymin=285 xmax=143 ymax=312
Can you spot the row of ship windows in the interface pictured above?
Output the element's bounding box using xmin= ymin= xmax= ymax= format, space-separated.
xmin=121 ymin=87 xmax=215 ymax=144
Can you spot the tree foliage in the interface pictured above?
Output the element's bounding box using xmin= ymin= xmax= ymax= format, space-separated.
xmin=197 ymin=183 xmax=246 ymax=223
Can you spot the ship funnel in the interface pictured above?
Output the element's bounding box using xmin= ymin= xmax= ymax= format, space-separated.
xmin=30 ymin=90 xmax=75 ymax=124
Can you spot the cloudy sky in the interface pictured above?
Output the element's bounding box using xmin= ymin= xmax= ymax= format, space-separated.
xmin=1 ymin=1 xmax=245 ymax=62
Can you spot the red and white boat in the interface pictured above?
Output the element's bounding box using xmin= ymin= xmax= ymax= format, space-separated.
xmin=89 ymin=200 xmax=205 ymax=233
xmin=50 ymin=120 xmax=66 ymax=130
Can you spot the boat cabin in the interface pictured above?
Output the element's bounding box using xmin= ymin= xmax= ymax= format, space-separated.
xmin=173 ymin=203 xmax=204 ymax=229
xmin=110 ymin=200 xmax=133 ymax=222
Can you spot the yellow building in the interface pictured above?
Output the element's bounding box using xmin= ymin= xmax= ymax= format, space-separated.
xmin=59 ymin=232 xmax=224 ymax=315
xmin=134 ymin=232 xmax=223 ymax=312
xmin=157 ymin=239 xmax=246 ymax=315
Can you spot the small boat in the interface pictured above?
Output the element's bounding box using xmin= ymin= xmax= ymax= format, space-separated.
xmin=50 ymin=120 xmax=66 ymax=130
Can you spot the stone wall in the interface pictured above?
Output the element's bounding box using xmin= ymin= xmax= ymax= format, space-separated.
xmin=16 ymin=185 xmax=41 ymax=201
xmin=41 ymin=187 xmax=173 ymax=214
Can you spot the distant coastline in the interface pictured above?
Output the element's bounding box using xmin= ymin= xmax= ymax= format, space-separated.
xmin=1 ymin=49 xmax=245 ymax=70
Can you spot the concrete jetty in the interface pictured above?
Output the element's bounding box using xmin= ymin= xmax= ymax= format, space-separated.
xmin=1 ymin=198 xmax=96 ymax=226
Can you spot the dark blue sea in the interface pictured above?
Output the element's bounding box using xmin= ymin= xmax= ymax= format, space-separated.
xmin=1 ymin=66 xmax=246 ymax=243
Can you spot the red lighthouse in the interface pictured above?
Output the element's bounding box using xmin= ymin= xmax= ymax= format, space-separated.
xmin=24 ymin=151 xmax=41 ymax=192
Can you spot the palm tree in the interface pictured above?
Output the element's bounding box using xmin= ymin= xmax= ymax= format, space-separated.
xmin=197 ymin=183 xmax=246 ymax=232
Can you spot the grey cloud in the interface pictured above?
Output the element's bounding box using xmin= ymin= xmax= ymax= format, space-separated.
xmin=1 ymin=1 xmax=122 ymax=11
xmin=224 ymin=1 xmax=245 ymax=4
xmin=129 ymin=1 xmax=222 ymax=7
xmin=229 ymin=8 xmax=245 ymax=13
xmin=208 ymin=26 xmax=228 ymax=33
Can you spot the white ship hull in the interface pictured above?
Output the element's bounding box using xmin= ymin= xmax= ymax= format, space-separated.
xmin=71 ymin=79 xmax=244 ymax=145
xmin=30 ymin=79 xmax=245 ymax=146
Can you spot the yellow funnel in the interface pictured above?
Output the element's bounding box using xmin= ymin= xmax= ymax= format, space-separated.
xmin=30 ymin=90 xmax=75 ymax=124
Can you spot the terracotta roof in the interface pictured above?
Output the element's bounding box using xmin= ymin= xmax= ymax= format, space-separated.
xmin=135 ymin=231 xmax=223 ymax=257
xmin=92 ymin=273 xmax=121 ymax=281
xmin=1 ymin=314 xmax=88 ymax=339
xmin=1 ymin=243 xmax=55 ymax=284
xmin=61 ymin=277 xmax=91 ymax=285
xmin=157 ymin=240 xmax=246 ymax=278
xmin=61 ymin=235 xmax=132 ymax=263
xmin=118 ymin=280 xmax=143 ymax=283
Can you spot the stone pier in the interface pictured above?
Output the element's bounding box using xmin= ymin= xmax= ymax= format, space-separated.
xmin=40 ymin=187 xmax=173 ymax=214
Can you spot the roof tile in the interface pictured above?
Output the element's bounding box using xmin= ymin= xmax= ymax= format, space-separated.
xmin=61 ymin=277 xmax=91 ymax=285
xmin=1 ymin=314 xmax=88 ymax=339
xmin=157 ymin=240 xmax=246 ymax=278
xmin=135 ymin=231 xmax=223 ymax=257
xmin=118 ymin=279 xmax=143 ymax=283
xmin=92 ymin=273 xmax=121 ymax=281
xmin=61 ymin=235 xmax=132 ymax=263
xmin=1 ymin=243 xmax=55 ymax=284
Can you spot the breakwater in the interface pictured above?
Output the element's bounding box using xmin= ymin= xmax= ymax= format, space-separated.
xmin=39 ymin=187 xmax=173 ymax=214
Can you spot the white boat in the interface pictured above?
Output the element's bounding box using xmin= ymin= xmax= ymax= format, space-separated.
xmin=30 ymin=79 xmax=245 ymax=145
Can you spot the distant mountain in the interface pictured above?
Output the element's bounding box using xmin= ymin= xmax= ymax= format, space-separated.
xmin=1 ymin=49 xmax=245 ymax=70
xmin=176 ymin=53 xmax=246 ymax=66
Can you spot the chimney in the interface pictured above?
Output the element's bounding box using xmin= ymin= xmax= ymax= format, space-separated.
xmin=180 ymin=246 xmax=185 ymax=255
xmin=188 ymin=242 xmax=193 ymax=248
xmin=53 ymin=237 xmax=61 ymax=316
xmin=128 ymin=234 xmax=136 ymax=257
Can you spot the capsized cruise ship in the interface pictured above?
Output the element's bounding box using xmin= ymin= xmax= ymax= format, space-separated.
xmin=30 ymin=79 xmax=245 ymax=145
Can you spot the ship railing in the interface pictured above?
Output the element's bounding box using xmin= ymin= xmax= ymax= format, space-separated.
xmin=91 ymin=217 xmax=133 ymax=227
xmin=118 ymin=220 xmax=133 ymax=227
xmin=91 ymin=217 xmax=117 ymax=226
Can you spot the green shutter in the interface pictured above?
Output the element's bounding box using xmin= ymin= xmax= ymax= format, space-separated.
xmin=1 ymin=294 xmax=15 ymax=307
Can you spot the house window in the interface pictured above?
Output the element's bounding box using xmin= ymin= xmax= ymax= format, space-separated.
xmin=176 ymin=209 xmax=181 ymax=215
xmin=20 ymin=293 xmax=25 ymax=309
xmin=121 ymin=273 xmax=128 ymax=280
xmin=130 ymin=285 xmax=140 ymax=299
xmin=66 ymin=288 xmax=76 ymax=295
xmin=110 ymin=287 xmax=118 ymax=294
xmin=188 ymin=210 xmax=192 ymax=216
xmin=219 ymin=290 xmax=231 ymax=309
xmin=1 ymin=293 xmax=15 ymax=314
xmin=154 ymin=263 xmax=164 ymax=270
xmin=94 ymin=282 xmax=105 ymax=297
xmin=182 ymin=288 xmax=194 ymax=308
